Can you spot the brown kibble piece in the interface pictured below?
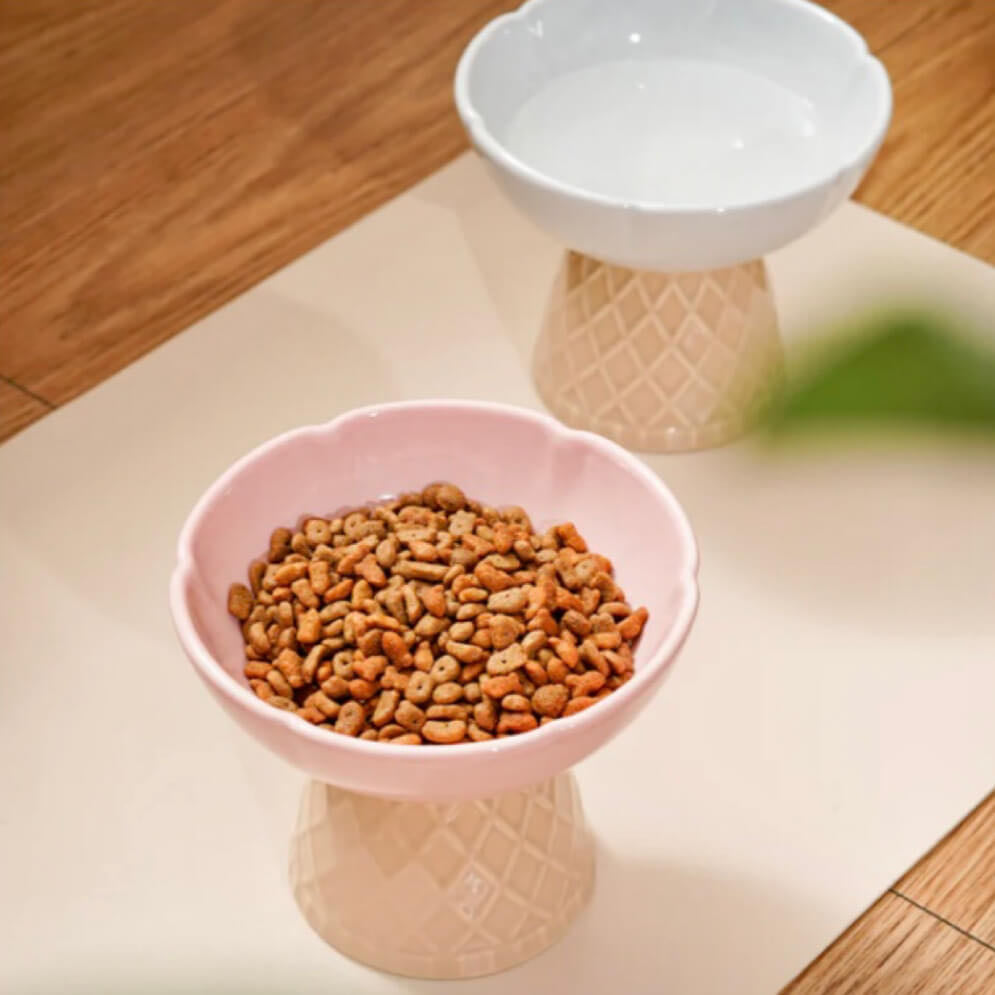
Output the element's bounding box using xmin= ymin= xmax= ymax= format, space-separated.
xmin=335 ymin=701 xmax=365 ymax=736
xmin=247 ymin=622 xmax=270 ymax=656
xmin=486 ymin=643 xmax=526 ymax=676
xmin=297 ymin=609 xmax=322 ymax=644
xmin=395 ymin=560 xmax=448 ymax=582
xmin=422 ymin=719 xmax=467 ymax=744
xmin=447 ymin=641 xmax=485 ymax=665
xmin=325 ymin=578 xmax=354 ymax=602
xmin=409 ymin=539 xmax=439 ymax=562
xmin=249 ymin=678 xmax=273 ymax=700
xmin=618 ymin=606 xmax=649 ymax=641
xmin=571 ymin=670 xmax=607 ymax=697
xmin=473 ymin=697 xmax=498 ymax=731
xmin=405 ymin=671 xmax=434 ymax=704
xmin=308 ymin=559 xmax=332 ymax=596
xmin=393 ymin=733 xmax=423 ymax=745
xmin=434 ymin=484 xmax=467 ymax=512
xmin=248 ymin=561 xmax=266 ymax=594
xmin=372 ymin=689 xmax=401 ymax=727
xmin=426 ymin=704 xmax=469 ymax=720
xmin=547 ymin=658 xmax=569 ymax=684
xmin=266 ymin=668 xmax=293 ymax=697
xmin=481 ymin=673 xmax=522 ymax=699
xmin=304 ymin=691 xmax=340 ymax=719
xmin=563 ymin=696 xmax=597 ymax=717
xmin=562 ymin=609 xmax=592 ymax=638
xmin=269 ymin=527 xmax=292 ymax=562
xmin=467 ymin=722 xmax=493 ymax=742
xmin=348 ymin=678 xmax=377 ymax=700
xmin=352 ymin=654 xmax=387 ymax=682
xmin=532 ymin=683 xmax=569 ymax=717
xmin=489 ymin=614 xmax=521 ymax=651
xmin=381 ymin=630 xmax=409 ymax=666
xmin=475 ymin=561 xmax=514 ymax=593
xmin=524 ymin=660 xmax=548 ymax=687
xmin=275 ymin=648 xmax=305 ymax=688
xmin=396 ymin=699 xmax=427 ymax=732
xmin=551 ymin=637 xmax=580 ymax=669
xmin=413 ymin=642 xmax=434 ymax=672
xmin=304 ymin=518 xmax=333 ymax=545
xmin=432 ymin=681 xmax=464 ymax=705
xmin=429 ymin=655 xmax=461 ymax=685
xmin=487 ymin=587 xmax=529 ymax=613
xmin=357 ymin=555 xmax=387 ymax=587
xmin=556 ymin=522 xmax=588 ymax=553
xmin=228 ymin=583 xmax=253 ymax=620
xmin=275 ymin=561 xmax=309 ymax=585
xmin=497 ymin=712 xmax=539 ymax=735
xmin=321 ymin=675 xmax=350 ymax=699
xmin=376 ymin=537 xmax=399 ymax=569
xmin=244 ymin=660 xmax=271 ymax=680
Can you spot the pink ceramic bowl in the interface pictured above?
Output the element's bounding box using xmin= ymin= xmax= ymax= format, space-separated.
xmin=169 ymin=401 xmax=698 ymax=801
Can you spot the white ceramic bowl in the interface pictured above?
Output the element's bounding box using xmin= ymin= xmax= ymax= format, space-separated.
xmin=455 ymin=0 xmax=891 ymax=270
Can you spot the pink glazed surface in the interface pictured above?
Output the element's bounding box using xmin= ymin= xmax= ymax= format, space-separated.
xmin=169 ymin=401 xmax=699 ymax=801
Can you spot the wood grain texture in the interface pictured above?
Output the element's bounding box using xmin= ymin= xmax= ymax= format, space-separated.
xmin=825 ymin=0 xmax=995 ymax=261
xmin=0 ymin=378 xmax=52 ymax=441
xmin=897 ymin=792 xmax=995 ymax=946
xmin=784 ymin=893 xmax=995 ymax=994
xmin=0 ymin=3 xmax=994 ymax=987
xmin=0 ymin=0 xmax=519 ymax=408
xmin=1 ymin=0 xmax=993 ymax=429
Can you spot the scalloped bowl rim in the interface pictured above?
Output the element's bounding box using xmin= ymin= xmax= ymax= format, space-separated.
xmin=454 ymin=0 xmax=892 ymax=216
xmin=169 ymin=400 xmax=699 ymax=774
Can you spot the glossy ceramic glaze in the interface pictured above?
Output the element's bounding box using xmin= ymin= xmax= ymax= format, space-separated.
xmin=455 ymin=0 xmax=891 ymax=269
xmin=534 ymin=255 xmax=783 ymax=451
xmin=170 ymin=400 xmax=699 ymax=802
xmin=291 ymin=773 xmax=595 ymax=978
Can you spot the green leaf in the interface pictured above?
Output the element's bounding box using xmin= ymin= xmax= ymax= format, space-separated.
xmin=765 ymin=312 xmax=995 ymax=436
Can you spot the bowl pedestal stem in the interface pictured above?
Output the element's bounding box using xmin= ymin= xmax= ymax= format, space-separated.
xmin=289 ymin=771 xmax=596 ymax=979
xmin=534 ymin=251 xmax=784 ymax=452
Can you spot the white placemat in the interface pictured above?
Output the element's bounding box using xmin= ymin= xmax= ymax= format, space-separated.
xmin=2 ymin=154 xmax=993 ymax=995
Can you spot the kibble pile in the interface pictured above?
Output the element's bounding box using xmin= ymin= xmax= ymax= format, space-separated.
xmin=227 ymin=483 xmax=648 ymax=745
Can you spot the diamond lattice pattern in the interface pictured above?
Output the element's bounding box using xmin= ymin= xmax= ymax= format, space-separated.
xmin=534 ymin=253 xmax=783 ymax=452
xmin=289 ymin=773 xmax=595 ymax=979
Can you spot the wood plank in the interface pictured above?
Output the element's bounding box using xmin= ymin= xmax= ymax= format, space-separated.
xmin=824 ymin=0 xmax=995 ymax=261
xmin=784 ymin=892 xmax=995 ymax=994
xmin=1 ymin=4 xmax=994 ymax=982
xmin=1 ymin=0 xmax=992 ymax=410
xmin=0 ymin=379 xmax=52 ymax=443
xmin=0 ymin=0 xmax=518 ymax=402
xmin=896 ymin=792 xmax=995 ymax=946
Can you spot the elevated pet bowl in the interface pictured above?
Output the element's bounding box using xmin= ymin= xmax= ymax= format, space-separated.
xmin=170 ymin=401 xmax=698 ymax=979
xmin=456 ymin=0 xmax=891 ymax=450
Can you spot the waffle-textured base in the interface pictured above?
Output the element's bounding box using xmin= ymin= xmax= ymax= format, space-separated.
xmin=534 ymin=252 xmax=784 ymax=451
xmin=289 ymin=773 xmax=595 ymax=979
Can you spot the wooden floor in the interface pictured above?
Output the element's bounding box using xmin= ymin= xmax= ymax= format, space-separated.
xmin=1 ymin=2 xmax=993 ymax=989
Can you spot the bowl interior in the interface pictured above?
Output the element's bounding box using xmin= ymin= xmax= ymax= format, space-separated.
xmin=179 ymin=403 xmax=696 ymax=713
xmin=460 ymin=0 xmax=889 ymax=208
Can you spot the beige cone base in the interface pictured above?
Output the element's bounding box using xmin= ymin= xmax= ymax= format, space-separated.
xmin=534 ymin=252 xmax=784 ymax=452
xmin=289 ymin=773 xmax=595 ymax=979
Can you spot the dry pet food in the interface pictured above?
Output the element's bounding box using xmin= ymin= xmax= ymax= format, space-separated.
xmin=227 ymin=483 xmax=648 ymax=744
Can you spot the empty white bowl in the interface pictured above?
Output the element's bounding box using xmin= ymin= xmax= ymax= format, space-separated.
xmin=455 ymin=0 xmax=891 ymax=269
